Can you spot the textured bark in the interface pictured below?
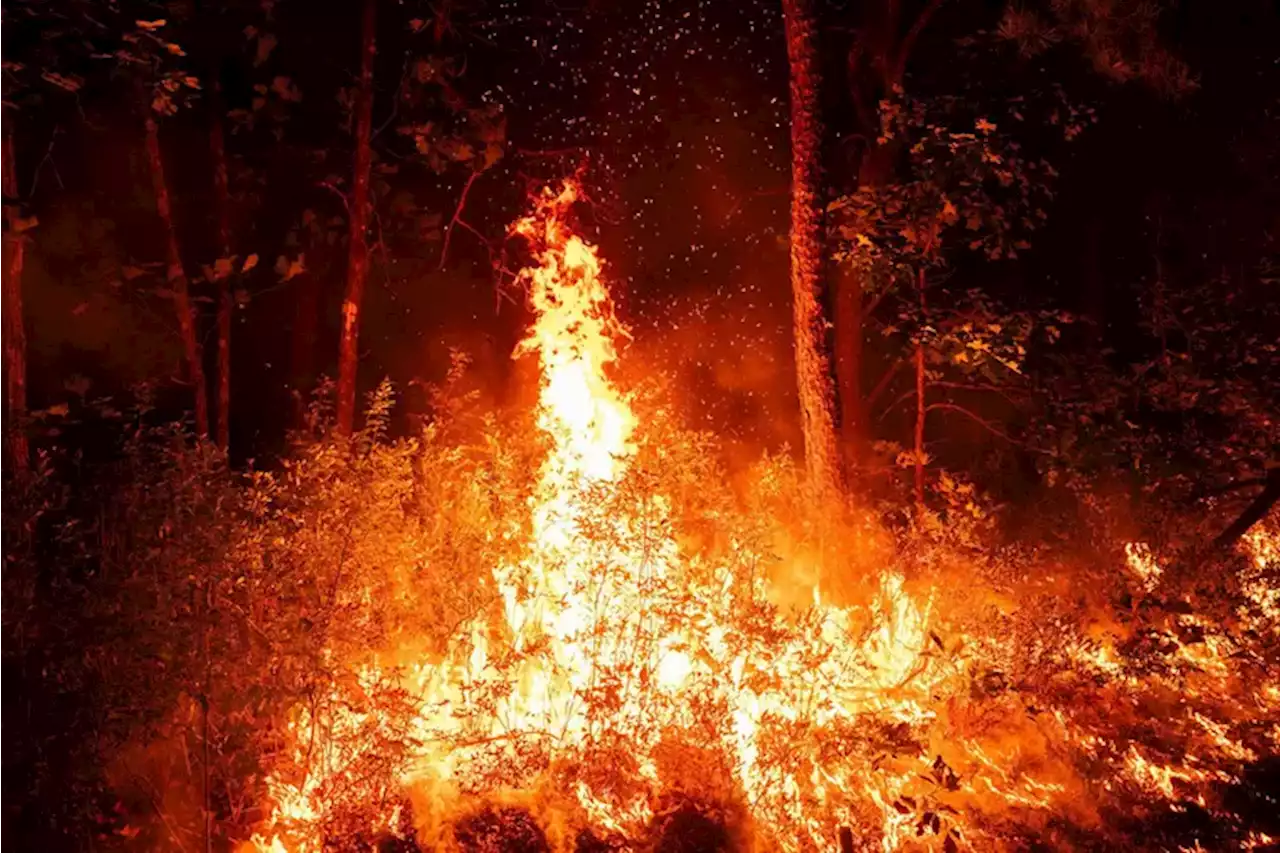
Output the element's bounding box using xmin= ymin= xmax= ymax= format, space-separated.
xmin=783 ymin=0 xmax=841 ymax=496
xmin=336 ymin=0 xmax=377 ymax=437
xmin=145 ymin=114 xmax=209 ymax=437
xmin=210 ymin=86 xmax=233 ymax=452
xmin=2 ymin=128 xmax=29 ymax=474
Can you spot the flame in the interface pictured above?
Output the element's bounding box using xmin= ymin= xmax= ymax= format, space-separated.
xmin=245 ymin=185 xmax=1278 ymax=853
xmin=245 ymin=183 xmax=950 ymax=852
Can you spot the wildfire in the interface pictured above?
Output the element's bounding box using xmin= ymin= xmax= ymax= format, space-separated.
xmin=243 ymin=186 xmax=1280 ymax=853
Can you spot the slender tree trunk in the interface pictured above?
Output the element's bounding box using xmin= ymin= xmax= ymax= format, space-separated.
xmin=1212 ymin=469 xmax=1280 ymax=553
xmin=336 ymin=0 xmax=377 ymax=436
xmin=2 ymin=128 xmax=29 ymax=474
xmin=783 ymin=0 xmax=841 ymax=496
xmin=210 ymin=86 xmax=233 ymax=453
xmin=913 ymin=266 xmax=927 ymax=505
xmin=913 ymin=342 xmax=926 ymax=504
xmin=145 ymin=114 xmax=209 ymax=436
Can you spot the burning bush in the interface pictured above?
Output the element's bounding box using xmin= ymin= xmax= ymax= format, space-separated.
xmin=5 ymin=183 xmax=1278 ymax=853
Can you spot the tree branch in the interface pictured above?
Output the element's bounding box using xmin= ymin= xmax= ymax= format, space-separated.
xmin=438 ymin=168 xmax=481 ymax=270
xmin=892 ymin=0 xmax=946 ymax=85
xmin=1211 ymin=469 xmax=1280 ymax=553
xmin=925 ymin=402 xmax=1033 ymax=448
xmin=27 ymin=124 xmax=64 ymax=197
xmin=317 ymin=180 xmax=350 ymax=216
xmin=867 ymin=358 xmax=907 ymax=409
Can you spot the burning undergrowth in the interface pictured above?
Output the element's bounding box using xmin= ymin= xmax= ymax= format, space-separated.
xmin=70 ymin=183 xmax=1278 ymax=852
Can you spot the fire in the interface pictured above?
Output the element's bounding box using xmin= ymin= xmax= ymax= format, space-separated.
xmin=243 ymin=185 xmax=1280 ymax=852
xmin=247 ymin=183 xmax=948 ymax=851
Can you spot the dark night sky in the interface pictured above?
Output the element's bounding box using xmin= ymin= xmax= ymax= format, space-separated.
xmin=15 ymin=0 xmax=1280 ymax=461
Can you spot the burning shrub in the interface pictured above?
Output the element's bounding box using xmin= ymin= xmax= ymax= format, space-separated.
xmin=7 ymin=183 xmax=1279 ymax=853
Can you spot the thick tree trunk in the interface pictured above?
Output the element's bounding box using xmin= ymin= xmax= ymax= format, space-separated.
xmin=783 ymin=0 xmax=841 ymax=496
xmin=2 ymin=128 xmax=29 ymax=475
xmin=209 ymin=86 xmax=233 ymax=452
xmin=145 ymin=114 xmax=209 ymax=437
xmin=336 ymin=0 xmax=377 ymax=437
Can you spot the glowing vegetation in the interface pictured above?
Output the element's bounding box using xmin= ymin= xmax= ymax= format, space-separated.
xmin=217 ymin=185 xmax=1280 ymax=852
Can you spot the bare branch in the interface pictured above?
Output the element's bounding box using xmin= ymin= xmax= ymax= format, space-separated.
xmin=926 ymin=402 xmax=1037 ymax=449
xmin=28 ymin=124 xmax=64 ymax=197
xmin=867 ymin=358 xmax=907 ymax=409
xmin=438 ymin=169 xmax=481 ymax=270
xmin=317 ymin=180 xmax=350 ymax=216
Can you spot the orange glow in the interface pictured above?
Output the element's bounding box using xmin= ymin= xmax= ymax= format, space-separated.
xmin=243 ymin=187 xmax=1280 ymax=853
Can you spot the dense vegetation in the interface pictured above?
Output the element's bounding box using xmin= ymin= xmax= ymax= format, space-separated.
xmin=3 ymin=0 xmax=1278 ymax=850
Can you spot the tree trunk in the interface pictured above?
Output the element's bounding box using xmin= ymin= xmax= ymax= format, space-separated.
xmin=145 ymin=114 xmax=209 ymax=437
xmin=783 ymin=0 xmax=841 ymax=496
xmin=209 ymin=85 xmax=233 ymax=453
xmin=913 ymin=342 xmax=926 ymax=504
xmin=1212 ymin=469 xmax=1280 ymax=553
xmin=2 ymin=127 xmax=29 ymax=475
xmin=336 ymin=0 xmax=377 ymax=437
xmin=913 ymin=265 xmax=928 ymax=505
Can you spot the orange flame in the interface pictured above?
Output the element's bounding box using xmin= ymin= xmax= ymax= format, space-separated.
xmin=247 ymin=183 xmax=961 ymax=852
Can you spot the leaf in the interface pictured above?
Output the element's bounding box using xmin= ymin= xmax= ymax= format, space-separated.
xmin=241 ymin=254 xmax=259 ymax=273
xmin=13 ymin=216 xmax=38 ymax=233
xmin=254 ymin=33 xmax=277 ymax=67
xmin=276 ymin=253 xmax=306 ymax=282
xmin=136 ymin=19 xmax=167 ymax=30
xmin=213 ymin=257 xmax=235 ymax=280
xmin=71 ymin=302 xmax=89 ymax=317
xmin=483 ymin=141 xmax=504 ymax=170
xmin=121 ymin=265 xmax=148 ymax=281
xmin=271 ymin=76 xmax=302 ymax=103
